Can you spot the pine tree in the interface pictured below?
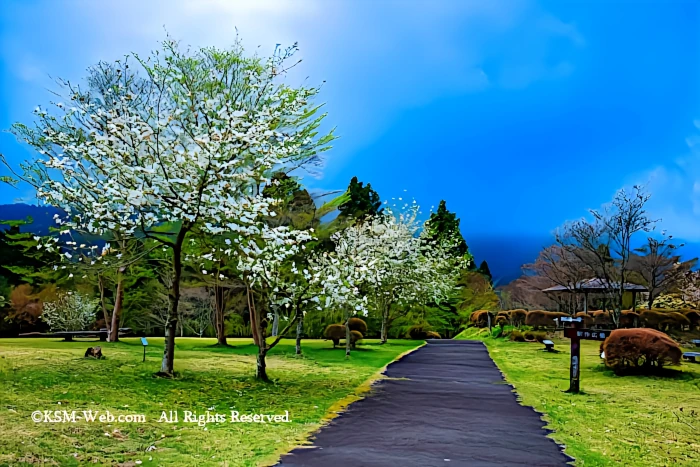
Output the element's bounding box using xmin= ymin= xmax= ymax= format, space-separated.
xmin=337 ymin=176 xmax=382 ymax=221
xmin=478 ymin=260 xmax=493 ymax=282
xmin=423 ymin=200 xmax=474 ymax=268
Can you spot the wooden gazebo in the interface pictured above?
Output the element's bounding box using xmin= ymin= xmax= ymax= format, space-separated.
xmin=542 ymin=278 xmax=648 ymax=314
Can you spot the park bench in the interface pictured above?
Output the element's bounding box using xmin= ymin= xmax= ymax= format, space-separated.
xmin=19 ymin=328 xmax=132 ymax=341
xmin=542 ymin=340 xmax=555 ymax=352
xmin=56 ymin=331 xmax=109 ymax=342
xmin=692 ymin=339 xmax=700 ymax=347
xmin=683 ymin=352 xmax=700 ymax=363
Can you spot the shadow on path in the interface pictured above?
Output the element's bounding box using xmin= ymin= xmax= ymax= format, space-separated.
xmin=277 ymin=339 xmax=572 ymax=467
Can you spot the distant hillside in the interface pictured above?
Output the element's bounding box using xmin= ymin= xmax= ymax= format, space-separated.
xmin=0 ymin=204 xmax=64 ymax=234
xmin=467 ymin=234 xmax=553 ymax=285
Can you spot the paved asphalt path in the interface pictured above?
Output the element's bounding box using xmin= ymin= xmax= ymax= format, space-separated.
xmin=277 ymin=340 xmax=572 ymax=467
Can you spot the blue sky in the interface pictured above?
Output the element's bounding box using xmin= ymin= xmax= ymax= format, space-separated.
xmin=1 ymin=0 xmax=699 ymax=280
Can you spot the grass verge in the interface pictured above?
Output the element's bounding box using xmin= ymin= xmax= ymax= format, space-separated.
xmin=0 ymin=337 xmax=421 ymax=467
xmin=456 ymin=328 xmax=700 ymax=466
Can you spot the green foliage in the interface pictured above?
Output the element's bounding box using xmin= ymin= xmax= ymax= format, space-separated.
xmin=0 ymin=218 xmax=62 ymax=286
xmin=225 ymin=313 xmax=250 ymax=338
xmin=653 ymin=293 xmax=694 ymax=309
xmin=303 ymin=307 xmax=345 ymax=338
xmin=454 ymin=270 xmax=499 ymax=325
xmin=337 ymin=176 xmax=382 ymax=221
xmin=423 ymin=200 xmax=473 ymax=267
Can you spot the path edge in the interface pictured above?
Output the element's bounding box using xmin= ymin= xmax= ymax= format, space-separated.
xmin=477 ymin=340 xmax=577 ymax=466
xmin=263 ymin=341 xmax=426 ymax=467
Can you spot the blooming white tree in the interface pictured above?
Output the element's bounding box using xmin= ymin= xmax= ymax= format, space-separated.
xmin=191 ymin=221 xmax=318 ymax=379
xmin=42 ymin=292 xmax=99 ymax=332
xmin=5 ymin=37 xmax=334 ymax=376
xmin=331 ymin=201 xmax=459 ymax=344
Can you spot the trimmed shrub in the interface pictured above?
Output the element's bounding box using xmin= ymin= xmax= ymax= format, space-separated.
xmin=470 ymin=310 xmax=493 ymax=328
xmin=602 ymin=328 xmax=682 ymax=374
xmin=620 ymin=310 xmax=640 ymax=328
xmin=640 ymin=310 xmax=665 ymax=330
xmin=525 ymin=310 xmax=568 ymax=329
xmin=407 ymin=325 xmax=435 ymax=339
xmin=682 ymin=310 xmax=700 ymax=329
xmin=348 ymin=317 xmax=368 ymax=334
xmin=522 ymin=330 xmax=547 ymax=342
xmin=641 ymin=310 xmax=691 ymax=331
xmin=495 ymin=316 xmax=508 ymax=328
xmin=574 ymin=312 xmax=594 ymax=328
xmin=324 ymin=324 xmax=345 ymax=347
xmin=425 ymin=331 xmax=441 ymax=339
xmin=508 ymin=309 xmax=527 ymax=327
xmin=350 ymin=330 xmax=363 ymax=348
xmin=510 ymin=330 xmax=525 ymax=342
xmin=325 ymin=325 xmax=365 ymax=347
xmin=664 ymin=312 xmax=691 ymax=331
xmin=592 ymin=311 xmax=613 ymax=328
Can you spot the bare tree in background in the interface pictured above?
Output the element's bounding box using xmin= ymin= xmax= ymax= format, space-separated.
xmin=556 ymin=186 xmax=656 ymax=327
xmin=521 ymin=245 xmax=593 ymax=313
xmin=499 ymin=274 xmax=561 ymax=311
xmin=629 ymin=234 xmax=696 ymax=309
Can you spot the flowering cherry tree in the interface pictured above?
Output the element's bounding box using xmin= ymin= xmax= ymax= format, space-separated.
xmin=5 ymin=38 xmax=334 ymax=376
xmin=331 ymin=201 xmax=458 ymax=344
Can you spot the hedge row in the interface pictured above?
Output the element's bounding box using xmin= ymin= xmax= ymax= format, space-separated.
xmin=469 ymin=308 xmax=699 ymax=331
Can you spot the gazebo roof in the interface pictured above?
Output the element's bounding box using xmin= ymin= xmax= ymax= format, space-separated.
xmin=542 ymin=278 xmax=648 ymax=293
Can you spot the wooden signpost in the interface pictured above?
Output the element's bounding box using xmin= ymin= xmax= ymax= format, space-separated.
xmin=141 ymin=337 xmax=149 ymax=362
xmin=560 ymin=317 xmax=611 ymax=394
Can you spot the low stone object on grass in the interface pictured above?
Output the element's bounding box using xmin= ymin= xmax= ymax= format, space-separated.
xmin=84 ymin=346 xmax=103 ymax=359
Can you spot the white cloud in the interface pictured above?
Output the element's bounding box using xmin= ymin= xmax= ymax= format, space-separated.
xmin=626 ymin=125 xmax=700 ymax=240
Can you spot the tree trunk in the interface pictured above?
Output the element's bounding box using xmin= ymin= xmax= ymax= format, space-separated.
xmin=215 ymin=286 xmax=227 ymax=346
xmin=159 ymin=232 xmax=186 ymax=377
xmin=247 ymin=285 xmax=261 ymax=347
xmin=272 ymin=308 xmax=279 ymax=337
xmin=256 ymin=348 xmax=269 ymax=381
xmin=380 ymin=312 xmax=388 ymax=344
xmin=109 ymin=276 xmax=124 ymax=342
xmin=295 ymin=314 xmax=304 ymax=355
xmin=345 ymin=314 xmax=351 ymax=358
xmin=98 ymin=275 xmax=111 ymax=336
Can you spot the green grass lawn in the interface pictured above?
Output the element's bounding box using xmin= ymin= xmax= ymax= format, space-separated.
xmin=0 ymin=337 xmax=420 ymax=467
xmin=456 ymin=328 xmax=700 ymax=466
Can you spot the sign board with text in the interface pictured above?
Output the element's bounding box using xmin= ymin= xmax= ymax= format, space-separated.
xmin=561 ymin=318 xmax=613 ymax=394
xmin=563 ymin=328 xmax=611 ymax=341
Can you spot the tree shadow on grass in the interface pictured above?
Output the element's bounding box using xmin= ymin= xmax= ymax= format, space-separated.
xmin=591 ymin=363 xmax=696 ymax=380
xmin=318 ymin=347 xmax=373 ymax=352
